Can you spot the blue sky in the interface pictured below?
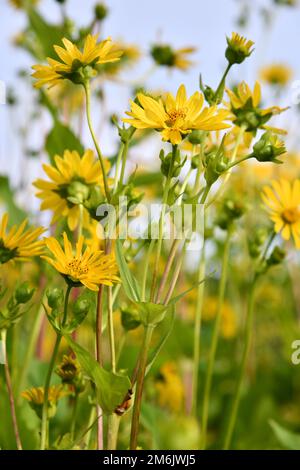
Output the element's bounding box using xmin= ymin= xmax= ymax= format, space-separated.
xmin=0 ymin=0 xmax=300 ymax=212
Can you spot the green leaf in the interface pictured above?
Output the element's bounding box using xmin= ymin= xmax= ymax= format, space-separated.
xmin=168 ymin=273 xmax=214 ymax=306
xmin=138 ymin=301 xmax=168 ymax=326
xmin=28 ymin=9 xmax=67 ymax=59
xmin=64 ymin=336 xmax=131 ymax=414
xmin=270 ymin=420 xmax=300 ymax=450
xmin=115 ymin=239 xmax=141 ymax=302
xmin=146 ymin=305 xmax=175 ymax=376
xmin=0 ymin=176 xmax=27 ymax=224
xmin=45 ymin=121 xmax=84 ymax=163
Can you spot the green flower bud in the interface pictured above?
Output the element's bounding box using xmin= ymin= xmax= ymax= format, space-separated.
xmin=188 ymin=130 xmax=206 ymax=145
xmin=94 ymin=3 xmax=108 ymax=20
xmin=160 ymin=150 xmax=182 ymax=178
xmin=191 ymin=154 xmax=200 ymax=169
xmin=252 ymin=131 xmax=286 ymax=163
xmin=225 ymin=32 xmax=254 ymax=65
xmin=47 ymin=288 xmax=64 ymax=309
xmin=15 ymin=282 xmax=34 ymax=304
xmin=121 ymin=307 xmax=141 ymax=331
xmin=151 ymin=45 xmax=175 ymax=67
xmin=67 ymin=180 xmax=90 ymax=204
xmin=267 ymin=246 xmax=286 ymax=266
xmin=73 ymin=298 xmax=90 ymax=317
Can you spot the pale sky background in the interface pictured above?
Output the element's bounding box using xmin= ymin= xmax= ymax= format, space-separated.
xmin=0 ymin=0 xmax=300 ymax=216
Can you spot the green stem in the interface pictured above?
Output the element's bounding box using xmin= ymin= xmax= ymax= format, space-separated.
xmin=141 ymin=239 xmax=155 ymax=302
xmin=206 ymin=125 xmax=245 ymax=209
xmin=83 ymin=81 xmax=110 ymax=201
xmin=40 ymin=284 xmax=72 ymax=450
xmin=107 ymin=286 xmax=116 ymax=373
xmin=119 ymin=140 xmax=129 ymax=188
xmin=191 ymin=235 xmax=206 ymax=416
xmin=214 ymin=63 xmax=232 ymax=103
xmin=70 ymin=391 xmax=79 ymax=441
xmin=225 ymin=154 xmax=252 ymax=171
xmin=201 ymin=228 xmax=232 ymax=449
xmin=1 ymin=330 xmax=22 ymax=450
xmin=191 ymin=187 xmax=210 ymax=417
xmin=107 ymin=413 xmax=121 ymax=450
xmin=223 ymin=276 xmax=258 ymax=450
xmin=130 ymin=324 xmax=154 ymax=449
xmin=150 ymin=144 xmax=177 ymax=300
xmin=113 ymin=143 xmax=125 ymax=193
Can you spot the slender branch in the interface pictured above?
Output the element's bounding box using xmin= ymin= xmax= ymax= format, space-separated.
xmin=83 ymin=81 xmax=110 ymax=201
xmin=150 ymin=144 xmax=177 ymax=300
xmin=130 ymin=325 xmax=154 ymax=449
xmin=141 ymin=239 xmax=155 ymax=302
xmin=155 ymin=239 xmax=181 ymax=303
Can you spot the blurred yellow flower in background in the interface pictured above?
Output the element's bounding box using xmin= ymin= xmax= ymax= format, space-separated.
xmin=155 ymin=362 xmax=185 ymax=413
xmin=33 ymin=149 xmax=109 ymax=230
xmin=32 ymin=35 xmax=123 ymax=88
xmin=0 ymin=213 xmax=44 ymax=265
xmin=203 ymin=296 xmax=237 ymax=339
xmin=151 ymin=43 xmax=196 ymax=70
xmin=260 ymin=64 xmax=293 ymax=86
xmin=123 ymin=84 xmax=231 ymax=145
xmin=262 ymin=179 xmax=300 ymax=248
xmin=42 ymin=233 xmax=119 ymax=290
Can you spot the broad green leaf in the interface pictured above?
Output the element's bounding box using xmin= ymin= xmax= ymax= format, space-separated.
xmin=45 ymin=121 xmax=84 ymax=163
xmin=0 ymin=176 xmax=27 ymax=224
xmin=64 ymin=336 xmax=131 ymax=414
xmin=270 ymin=420 xmax=300 ymax=450
xmin=28 ymin=9 xmax=67 ymax=59
xmin=115 ymin=239 xmax=141 ymax=302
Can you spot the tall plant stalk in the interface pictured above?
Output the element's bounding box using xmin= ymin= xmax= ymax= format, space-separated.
xmin=40 ymin=284 xmax=72 ymax=450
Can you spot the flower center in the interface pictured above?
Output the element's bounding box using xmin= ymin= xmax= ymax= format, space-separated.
xmin=167 ymin=108 xmax=187 ymax=124
xmin=67 ymin=258 xmax=89 ymax=277
xmin=282 ymin=207 xmax=300 ymax=224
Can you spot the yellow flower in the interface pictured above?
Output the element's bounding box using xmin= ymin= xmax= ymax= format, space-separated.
xmin=262 ymin=179 xmax=300 ymax=248
xmin=32 ymin=35 xmax=123 ymax=88
xmin=155 ymin=362 xmax=184 ymax=413
xmin=21 ymin=385 xmax=69 ymax=419
xmin=101 ymin=41 xmax=141 ymax=76
xmin=0 ymin=213 xmax=44 ymax=265
xmin=123 ymin=84 xmax=231 ymax=145
xmin=226 ymin=81 xmax=287 ymax=133
xmin=151 ymin=44 xmax=196 ymax=70
xmin=226 ymin=32 xmax=254 ymax=64
xmin=42 ymin=232 xmax=119 ymax=291
xmin=33 ymin=149 xmax=109 ymax=230
xmin=260 ymin=64 xmax=293 ymax=86
xmin=9 ymin=0 xmax=39 ymax=8
xmin=21 ymin=385 xmax=68 ymax=405
xmin=56 ymin=354 xmax=81 ymax=384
